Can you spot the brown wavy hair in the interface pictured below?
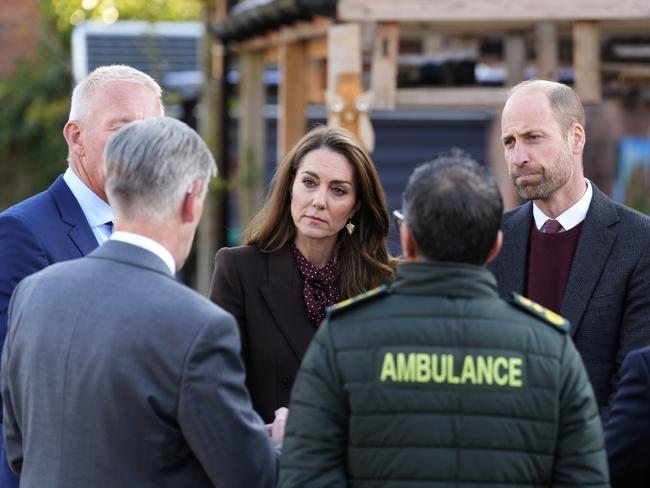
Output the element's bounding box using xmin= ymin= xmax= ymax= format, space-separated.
xmin=245 ymin=125 xmax=398 ymax=298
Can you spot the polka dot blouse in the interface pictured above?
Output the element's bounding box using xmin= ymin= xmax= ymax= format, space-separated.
xmin=290 ymin=244 xmax=339 ymax=326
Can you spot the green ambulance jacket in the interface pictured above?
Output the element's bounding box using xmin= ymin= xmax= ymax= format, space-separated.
xmin=279 ymin=262 xmax=609 ymax=488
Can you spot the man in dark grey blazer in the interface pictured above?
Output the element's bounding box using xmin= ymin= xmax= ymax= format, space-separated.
xmin=1 ymin=117 xmax=278 ymax=487
xmin=490 ymin=79 xmax=650 ymax=415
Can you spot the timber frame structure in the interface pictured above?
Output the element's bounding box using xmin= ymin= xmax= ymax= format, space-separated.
xmin=193 ymin=0 xmax=650 ymax=293
xmin=210 ymin=0 xmax=650 ymax=151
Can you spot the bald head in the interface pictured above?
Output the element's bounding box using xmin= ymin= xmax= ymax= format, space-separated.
xmin=507 ymin=80 xmax=585 ymax=135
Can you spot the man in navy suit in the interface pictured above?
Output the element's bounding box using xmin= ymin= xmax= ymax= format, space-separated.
xmin=605 ymin=345 xmax=650 ymax=487
xmin=0 ymin=64 xmax=163 ymax=487
xmin=1 ymin=116 xmax=278 ymax=488
xmin=489 ymin=79 xmax=650 ymax=416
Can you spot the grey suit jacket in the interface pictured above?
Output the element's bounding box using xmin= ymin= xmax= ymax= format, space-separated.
xmin=489 ymin=185 xmax=650 ymax=411
xmin=1 ymin=240 xmax=276 ymax=488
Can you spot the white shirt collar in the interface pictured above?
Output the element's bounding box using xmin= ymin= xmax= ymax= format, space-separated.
xmin=63 ymin=167 xmax=113 ymax=243
xmin=110 ymin=231 xmax=176 ymax=275
xmin=532 ymin=179 xmax=593 ymax=231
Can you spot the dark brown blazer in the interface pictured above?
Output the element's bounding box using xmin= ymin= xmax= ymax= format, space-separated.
xmin=209 ymin=244 xmax=316 ymax=422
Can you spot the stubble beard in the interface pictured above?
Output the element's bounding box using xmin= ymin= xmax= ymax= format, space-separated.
xmin=512 ymin=147 xmax=574 ymax=202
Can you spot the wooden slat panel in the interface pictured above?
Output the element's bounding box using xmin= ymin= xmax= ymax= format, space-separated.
xmin=338 ymin=0 xmax=650 ymax=22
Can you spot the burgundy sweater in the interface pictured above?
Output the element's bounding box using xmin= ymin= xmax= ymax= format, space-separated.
xmin=526 ymin=222 xmax=583 ymax=314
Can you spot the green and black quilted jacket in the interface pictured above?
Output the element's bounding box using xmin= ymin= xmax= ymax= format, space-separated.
xmin=279 ymin=262 xmax=609 ymax=488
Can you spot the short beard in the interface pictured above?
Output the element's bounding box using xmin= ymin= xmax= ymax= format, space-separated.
xmin=512 ymin=147 xmax=574 ymax=201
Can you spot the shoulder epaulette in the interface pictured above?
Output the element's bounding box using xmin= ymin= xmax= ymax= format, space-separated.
xmin=509 ymin=293 xmax=570 ymax=333
xmin=327 ymin=284 xmax=389 ymax=316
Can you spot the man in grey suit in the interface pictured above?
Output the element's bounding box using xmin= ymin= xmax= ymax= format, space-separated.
xmin=1 ymin=117 xmax=278 ymax=487
xmin=490 ymin=79 xmax=650 ymax=415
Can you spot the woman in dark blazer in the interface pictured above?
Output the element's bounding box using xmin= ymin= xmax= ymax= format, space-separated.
xmin=210 ymin=126 xmax=397 ymax=422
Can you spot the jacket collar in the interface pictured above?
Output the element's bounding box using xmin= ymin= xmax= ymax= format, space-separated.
xmin=49 ymin=175 xmax=99 ymax=255
xmin=395 ymin=261 xmax=499 ymax=299
xmin=87 ymin=240 xmax=174 ymax=278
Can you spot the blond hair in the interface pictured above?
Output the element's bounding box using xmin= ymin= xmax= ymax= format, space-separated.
xmin=69 ymin=65 xmax=164 ymax=121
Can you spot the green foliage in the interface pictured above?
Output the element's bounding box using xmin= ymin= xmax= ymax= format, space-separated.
xmin=52 ymin=0 xmax=203 ymax=43
xmin=0 ymin=0 xmax=204 ymax=210
xmin=0 ymin=46 xmax=72 ymax=210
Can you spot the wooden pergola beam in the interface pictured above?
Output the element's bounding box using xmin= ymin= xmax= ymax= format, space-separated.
xmin=338 ymin=0 xmax=650 ymax=22
xmin=396 ymin=87 xmax=509 ymax=107
xmin=235 ymin=17 xmax=332 ymax=52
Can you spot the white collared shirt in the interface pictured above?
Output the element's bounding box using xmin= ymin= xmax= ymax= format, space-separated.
xmin=110 ymin=231 xmax=176 ymax=275
xmin=533 ymin=179 xmax=593 ymax=231
xmin=63 ymin=168 xmax=114 ymax=244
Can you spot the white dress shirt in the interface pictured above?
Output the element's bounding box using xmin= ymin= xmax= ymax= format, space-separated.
xmin=63 ymin=168 xmax=114 ymax=244
xmin=110 ymin=231 xmax=176 ymax=275
xmin=532 ymin=179 xmax=593 ymax=231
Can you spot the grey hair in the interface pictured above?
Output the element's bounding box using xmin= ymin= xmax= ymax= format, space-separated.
xmin=69 ymin=65 xmax=164 ymax=121
xmin=104 ymin=117 xmax=217 ymax=222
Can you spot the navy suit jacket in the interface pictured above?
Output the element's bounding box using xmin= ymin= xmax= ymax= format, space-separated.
xmin=605 ymin=346 xmax=650 ymax=487
xmin=0 ymin=174 xmax=97 ymax=486
xmin=489 ymin=185 xmax=650 ymax=412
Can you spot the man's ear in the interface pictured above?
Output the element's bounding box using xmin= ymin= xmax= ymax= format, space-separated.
xmin=570 ymin=123 xmax=586 ymax=155
xmin=63 ymin=121 xmax=84 ymax=157
xmin=181 ymin=180 xmax=203 ymax=224
xmin=485 ymin=230 xmax=503 ymax=264
xmin=399 ymin=223 xmax=419 ymax=261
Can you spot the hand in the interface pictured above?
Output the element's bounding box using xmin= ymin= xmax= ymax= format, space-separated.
xmin=269 ymin=407 xmax=288 ymax=446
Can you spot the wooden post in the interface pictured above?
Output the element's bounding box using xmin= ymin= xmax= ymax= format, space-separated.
xmin=327 ymin=23 xmax=362 ymax=93
xmin=505 ymin=32 xmax=526 ymax=86
xmin=238 ymin=49 xmax=266 ymax=231
xmin=573 ymin=21 xmax=601 ymax=103
xmin=306 ymin=38 xmax=327 ymax=104
xmin=195 ymin=0 xmax=228 ymax=296
xmin=370 ymin=22 xmax=399 ymax=109
xmin=278 ymin=40 xmax=307 ymax=160
xmin=535 ymin=21 xmax=558 ymax=81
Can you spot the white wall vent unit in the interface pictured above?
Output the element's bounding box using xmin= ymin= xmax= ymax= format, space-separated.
xmin=71 ymin=20 xmax=204 ymax=92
